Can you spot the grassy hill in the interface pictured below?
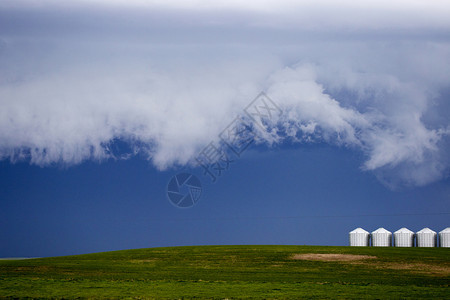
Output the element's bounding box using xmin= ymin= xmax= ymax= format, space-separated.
xmin=0 ymin=245 xmax=449 ymax=298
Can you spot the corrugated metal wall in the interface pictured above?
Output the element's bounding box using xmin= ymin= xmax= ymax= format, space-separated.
xmin=416 ymin=228 xmax=437 ymax=247
xmin=349 ymin=228 xmax=370 ymax=246
xmin=371 ymin=228 xmax=392 ymax=247
xmin=349 ymin=227 xmax=447 ymax=247
xmin=393 ymin=228 xmax=414 ymax=247
xmin=439 ymin=228 xmax=450 ymax=248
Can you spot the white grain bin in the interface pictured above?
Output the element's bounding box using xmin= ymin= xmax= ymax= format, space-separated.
xmin=371 ymin=228 xmax=392 ymax=247
xmin=416 ymin=228 xmax=437 ymax=247
xmin=393 ymin=227 xmax=414 ymax=247
xmin=349 ymin=228 xmax=370 ymax=246
xmin=438 ymin=227 xmax=450 ymax=248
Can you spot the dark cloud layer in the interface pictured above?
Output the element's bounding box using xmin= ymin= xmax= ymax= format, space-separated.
xmin=0 ymin=1 xmax=449 ymax=187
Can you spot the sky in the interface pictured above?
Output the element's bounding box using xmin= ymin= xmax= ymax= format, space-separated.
xmin=0 ymin=0 xmax=449 ymax=257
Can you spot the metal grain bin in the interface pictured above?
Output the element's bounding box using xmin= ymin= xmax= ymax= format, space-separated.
xmin=439 ymin=227 xmax=450 ymax=248
xmin=349 ymin=228 xmax=370 ymax=246
xmin=371 ymin=228 xmax=392 ymax=247
xmin=393 ymin=227 xmax=414 ymax=247
xmin=416 ymin=228 xmax=437 ymax=247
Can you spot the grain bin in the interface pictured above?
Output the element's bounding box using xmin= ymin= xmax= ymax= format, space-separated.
xmin=393 ymin=228 xmax=414 ymax=247
xmin=349 ymin=228 xmax=370 ymax=246
xmin=439 ymin=227 xmax=450 ymax=248
xmin=416 ymin=228 xmax=437 ymax=247
xmin=371 ymin=228 xmax=392 ymax=247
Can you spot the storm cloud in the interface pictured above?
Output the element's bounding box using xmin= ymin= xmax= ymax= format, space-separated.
xmin=0 ymin=0 xmax=449 ymax=187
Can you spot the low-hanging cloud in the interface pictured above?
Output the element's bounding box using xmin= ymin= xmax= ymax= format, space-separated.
xmin=0 ymin=1 xmax=449 ymax=187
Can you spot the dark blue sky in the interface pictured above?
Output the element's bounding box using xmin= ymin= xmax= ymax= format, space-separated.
xmin=0 ymin=1 xmax=449 ymax=257
xmin=1 ymin=142 xmax=448 ymax=257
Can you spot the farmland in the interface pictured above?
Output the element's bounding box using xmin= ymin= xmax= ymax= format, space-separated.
xmin=0 ymin=245 xmax=449 ymax=298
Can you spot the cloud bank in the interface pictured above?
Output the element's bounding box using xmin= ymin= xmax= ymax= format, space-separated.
xmin=0 ymin=1 xmax=449 ymax=187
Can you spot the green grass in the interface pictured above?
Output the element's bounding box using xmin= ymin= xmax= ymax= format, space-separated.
xmin=0 ymin=245 xmax=449 ymax=299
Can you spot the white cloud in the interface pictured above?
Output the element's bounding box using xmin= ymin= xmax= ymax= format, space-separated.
xmin=2 ymin=0 xmax=450 ymax=31
xmin=0 ymin=2 xmax=449 ymax=186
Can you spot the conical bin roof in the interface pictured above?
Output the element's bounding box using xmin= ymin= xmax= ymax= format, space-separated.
xmin=439 ymin=227 xmax=450 ymax=234
xmin=372 ymin=228 xmax=391 ymax=234
xmin=350 ymin=228 xmax=369 ymax=234
xmin=394 ymin=227 xmax=414 ymax=234
xmin=417 ymin=228 xmax=436 ymax=234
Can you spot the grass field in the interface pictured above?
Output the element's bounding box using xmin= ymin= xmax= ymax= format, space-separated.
xmin=0 ymin=245 xmax=449 ymax=299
